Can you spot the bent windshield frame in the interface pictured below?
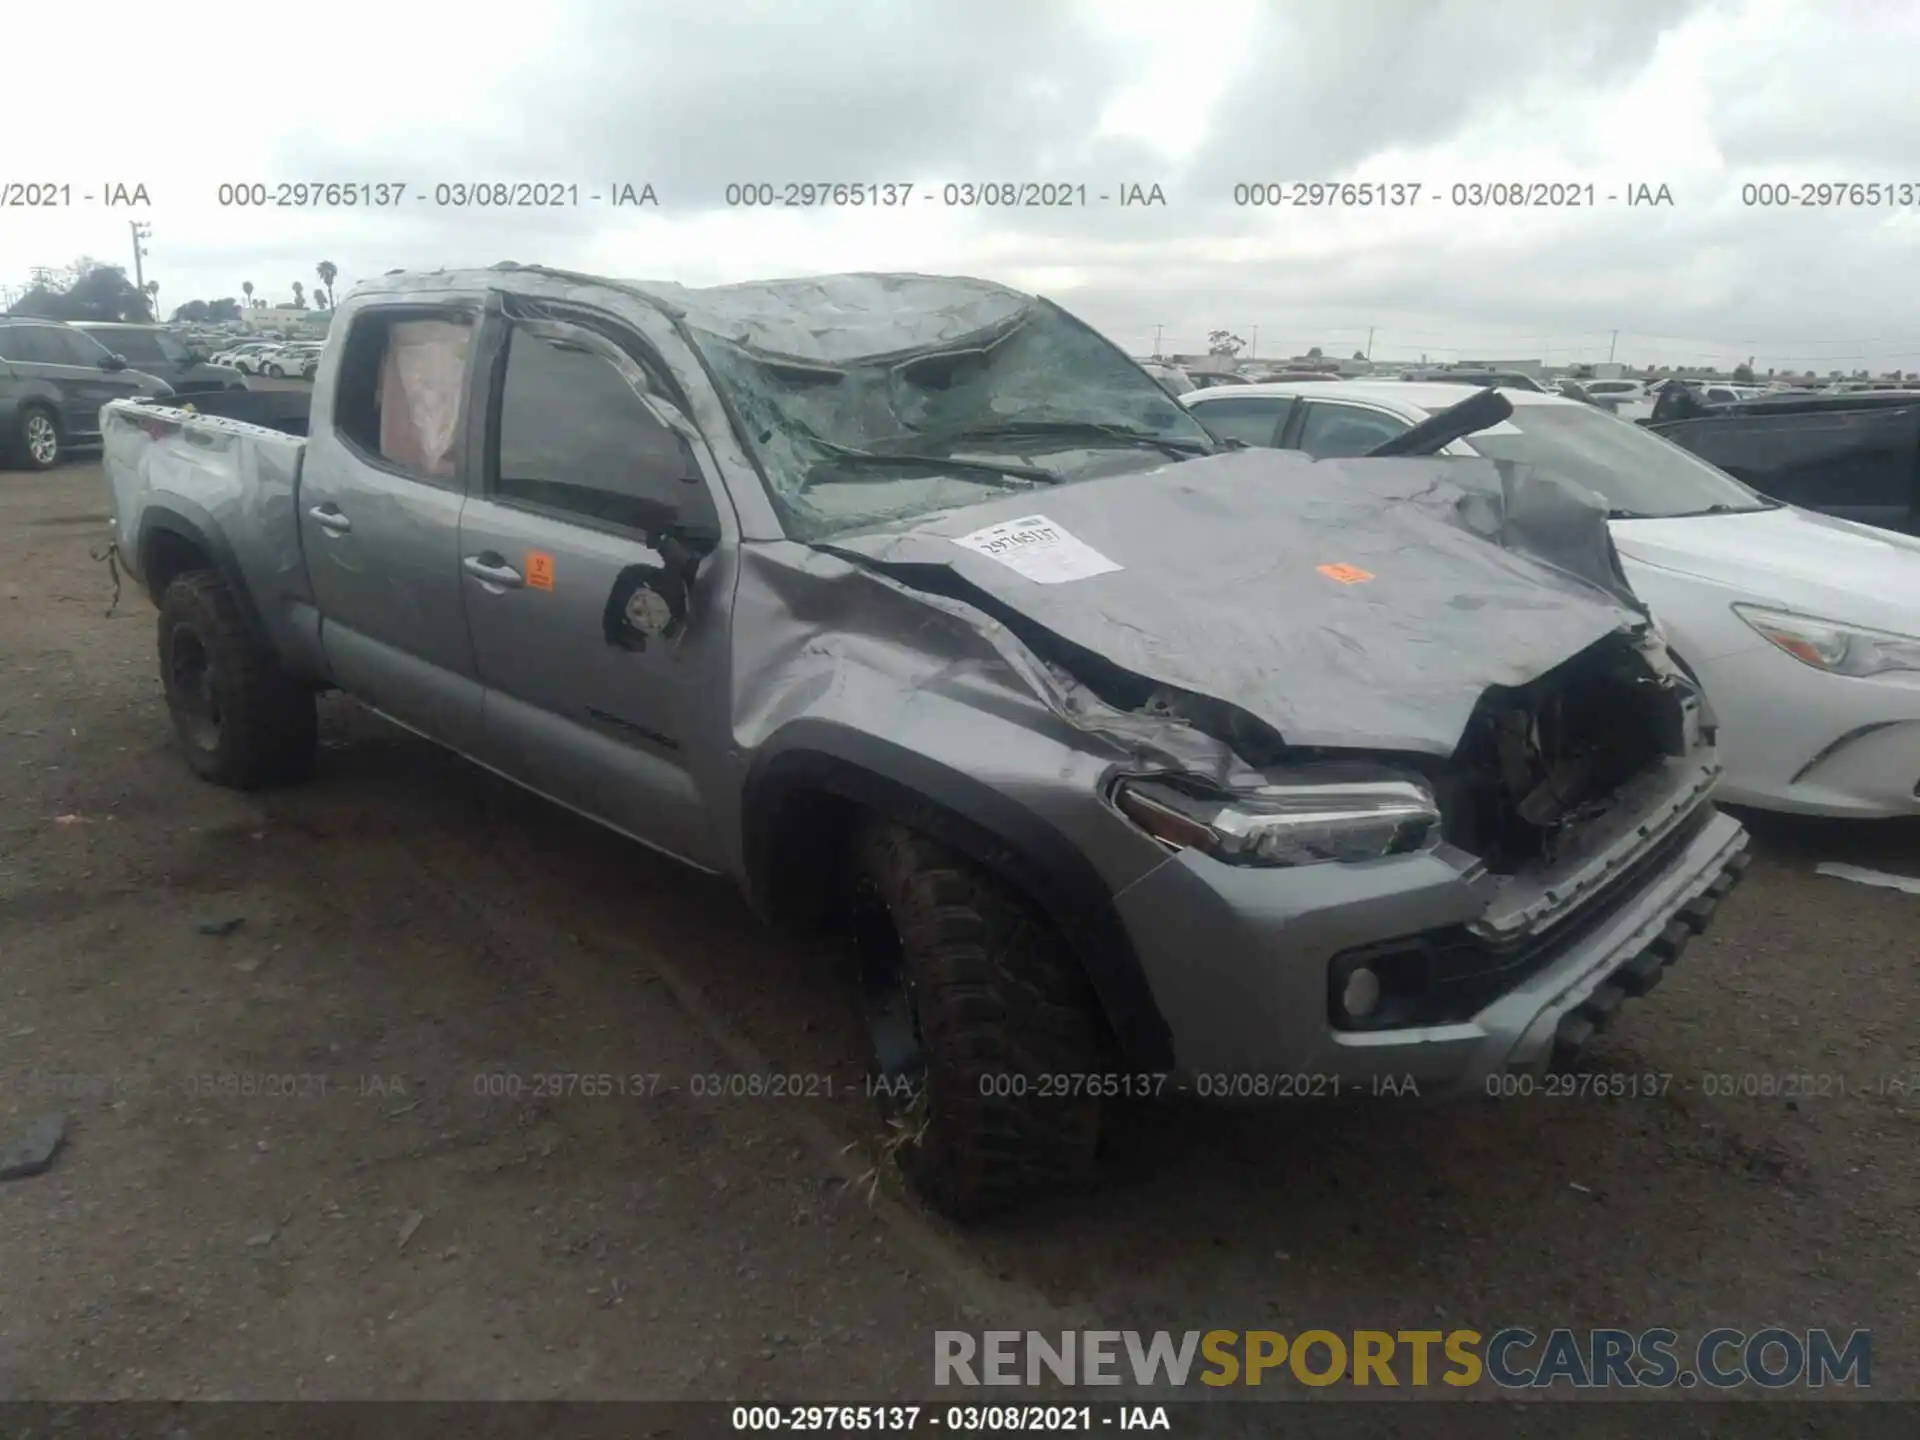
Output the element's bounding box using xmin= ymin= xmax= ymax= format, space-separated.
xmin=1463 ymin=403 xmax=1774 ymax=517
xmin=685 ymin=298 xmax=1218 ymax=541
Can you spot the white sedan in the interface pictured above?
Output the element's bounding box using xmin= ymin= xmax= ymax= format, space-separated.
xmin=1182 ymin=380 xmax=1920 ymax=818
xmin=257 ymin=344 xmax=321 ymax=379
xmin=212 ymin=343 xmax=282 ymax=375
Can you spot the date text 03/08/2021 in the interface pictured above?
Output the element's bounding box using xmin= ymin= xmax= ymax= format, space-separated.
xmin=208 ymin=181 xmax=659 ymax=209
xmin=728 ymin=1405 xmax=1171 ymax=1432
xmin=1228 ymin=180 xmax=1676 ymax=208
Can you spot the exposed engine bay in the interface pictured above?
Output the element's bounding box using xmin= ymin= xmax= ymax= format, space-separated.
xmin=872 ymin=555 xmax=1705 ymax=881
xmin=1437 ymin=630 xmax=1704 ymax=873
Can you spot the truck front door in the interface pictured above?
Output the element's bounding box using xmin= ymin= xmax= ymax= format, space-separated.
xmin=296 ymin=303 xmax=485 ymax=753
xmin=454 ymin=308 xmax=732 ymax=872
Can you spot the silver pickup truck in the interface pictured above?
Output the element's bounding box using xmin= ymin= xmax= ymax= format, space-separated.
xmin=100 ymin=265 xmax=1749 ymax=1217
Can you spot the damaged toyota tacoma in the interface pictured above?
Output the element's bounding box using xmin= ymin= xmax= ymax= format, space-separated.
xmin=99 ymin=266 xmax=1750 ymax=1217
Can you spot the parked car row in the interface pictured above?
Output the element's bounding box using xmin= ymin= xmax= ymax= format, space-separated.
xmin=211 ymin=339 xmax=322 ymax=379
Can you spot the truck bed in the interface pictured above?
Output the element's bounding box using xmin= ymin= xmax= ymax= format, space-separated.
xmin=153 ymin=385 xmax=312 ymax=435
xmin=100 ymin=397 xmax=315 ymax=653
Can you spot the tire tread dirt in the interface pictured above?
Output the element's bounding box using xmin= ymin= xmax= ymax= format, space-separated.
xmin=158 ymin=570 xmax=317 ymax=789
xmin=856 ymin=820 xmax=1106 ymax=1218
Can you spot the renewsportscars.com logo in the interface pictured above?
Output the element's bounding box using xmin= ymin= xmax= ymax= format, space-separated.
xmin=934 ymin=1328 xmax=1872 ymax=1391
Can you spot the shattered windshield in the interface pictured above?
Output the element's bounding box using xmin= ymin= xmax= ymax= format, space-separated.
xmin=686 ymin=299 xmax=1218 ymax=540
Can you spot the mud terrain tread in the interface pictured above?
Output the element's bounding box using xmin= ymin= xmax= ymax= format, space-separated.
xmin=158 ymin=570 xmax=317 ymax=789
xmin=858 ymin=820 xmax=1105 ymax=1218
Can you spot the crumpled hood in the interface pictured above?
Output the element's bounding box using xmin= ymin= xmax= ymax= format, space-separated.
xmin=825 ymin=448 xmax=1650 ymax=756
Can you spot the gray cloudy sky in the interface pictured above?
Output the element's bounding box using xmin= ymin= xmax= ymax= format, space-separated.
xmin=7 ymin=0 xmax=1918 ymax=371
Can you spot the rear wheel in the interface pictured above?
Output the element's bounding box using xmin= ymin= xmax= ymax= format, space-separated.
xmin=265 ymin=363 xmax=285 ymax=378
xmin=849 ymin=819 xmax=1107 ymax=1219
xmin=12 ymin=404 xmax=61 ymax=470
xmin=157 ymin=570 xmax=317 ymax=789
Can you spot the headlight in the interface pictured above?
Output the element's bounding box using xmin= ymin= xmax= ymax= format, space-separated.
xmin=1733 ymin=604 xmax=1920 ymax=678
xmin=1113 ymin=768 xmax=1441 ymax=867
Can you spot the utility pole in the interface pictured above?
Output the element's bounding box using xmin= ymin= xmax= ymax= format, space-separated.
xmin=1250 ymin=325 xmax=1259 ymax=359
xmin=130 ymin=221 xmax=152 ymax=296
xmin=1366 ymin=326 xmax=1375 ymax=360
xmin=1152 ymin=323 xmax=1163 ymax=358
xmin=1608 ymin=329 xmax=1619 ymax=362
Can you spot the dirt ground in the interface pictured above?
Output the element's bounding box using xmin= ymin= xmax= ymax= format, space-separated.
xmin=1 ymin=456 xmax=1917 ymax=1408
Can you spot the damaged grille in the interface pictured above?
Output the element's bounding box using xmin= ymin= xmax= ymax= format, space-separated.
xmin=1327 ymin=802 xmax=1730 ymax=1031
xmin=1439 ymin=630 xmax=1696 ymax=875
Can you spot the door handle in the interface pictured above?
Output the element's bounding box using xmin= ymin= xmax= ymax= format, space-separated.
xmin=307 ymin=504 xmax=351 ymax=534
xmin=462 ymin=553 xmax=524 ymax=588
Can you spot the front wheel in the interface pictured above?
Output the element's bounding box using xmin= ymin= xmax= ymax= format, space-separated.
xmin=11 ymin=404 xmax=61 ymax=470
xmin=849 ymin=819 xmax=1108 ymax=1219
xmin=157 ymin=570 xmax=317 ymax=789
xmin=265 ymin=363 xmax=285 ymax=378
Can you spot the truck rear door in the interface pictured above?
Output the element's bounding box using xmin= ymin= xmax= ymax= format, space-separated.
xmin=295 ymin=303 xmax=486 ymax=752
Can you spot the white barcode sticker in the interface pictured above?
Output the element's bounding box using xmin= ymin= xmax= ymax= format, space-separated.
xmin=950 ymin=514 xmax=1122 ymax=584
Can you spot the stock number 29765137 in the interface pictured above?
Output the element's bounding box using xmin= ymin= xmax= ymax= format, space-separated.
xmin=472 ymin=1072 xmax=662 ymax=1098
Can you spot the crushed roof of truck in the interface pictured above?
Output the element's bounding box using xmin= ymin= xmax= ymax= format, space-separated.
xmin=351 ymin=266 xmax=1038 ymax=365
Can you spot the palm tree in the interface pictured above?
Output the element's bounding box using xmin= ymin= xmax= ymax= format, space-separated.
xmin=292 ymin=281 xmax=306 ymax=309
xmin=316 ymin=260 xmax=338 ymax=310
xmin=242 ymin=280 xmax=255 ymax=309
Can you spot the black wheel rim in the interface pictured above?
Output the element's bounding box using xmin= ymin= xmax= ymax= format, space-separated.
xmin=167 ymin=627 xmax=222 ymax=751
xmin=850 ymin=878 xmax=926 ymax=1089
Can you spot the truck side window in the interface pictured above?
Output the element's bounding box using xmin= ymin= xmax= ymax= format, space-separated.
xmin=492 ymin=326 xmax=712 ymax=535
xmin=333 ymin=310 xmax=474 ymax=484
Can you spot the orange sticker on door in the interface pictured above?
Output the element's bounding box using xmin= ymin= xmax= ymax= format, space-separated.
xmin=526 ymin=551 xmax=556 ymax=591
xmin=1317 ymin=563 xmax=1375 ymax=585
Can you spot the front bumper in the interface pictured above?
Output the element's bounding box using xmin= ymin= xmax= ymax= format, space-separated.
xmin=1111 ymin=802 xmax=1749 ymax=1096
xmin=1704 ymin=645 xmax=1920 ymax=817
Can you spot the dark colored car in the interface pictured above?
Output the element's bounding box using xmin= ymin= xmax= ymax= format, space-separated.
xmin=0 ymin=319 xmax=175 ymax=470
xmin=1647 ymin=392 xmax=1920 ymax=534
xmin=70 ymin=323 xmax=246 ymax=399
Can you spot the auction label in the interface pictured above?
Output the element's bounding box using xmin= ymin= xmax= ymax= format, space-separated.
xmin=951 ymin=515 xmax=1121 ymax=584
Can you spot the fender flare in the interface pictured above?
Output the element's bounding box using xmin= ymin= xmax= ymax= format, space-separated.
xmin=741 ymin=720 xmax=1174 ymax=1070
xmin=136 ymin=501 xmax=271 ymax=650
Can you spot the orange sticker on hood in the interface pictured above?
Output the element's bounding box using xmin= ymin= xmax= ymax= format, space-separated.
xmin=1317 ymin=563 xmax=1376 ymax=584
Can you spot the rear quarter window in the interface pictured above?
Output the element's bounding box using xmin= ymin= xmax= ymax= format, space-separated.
xmin=331 ymin=308 xmax=476 ymax=485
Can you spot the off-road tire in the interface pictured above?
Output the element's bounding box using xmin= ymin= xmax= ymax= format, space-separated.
xmin=157 ymin=570 xmax=318 ymax=789
xmin=11 ymin=403 xmax=61 ymax=470
xmin=852 ymin=819 xmax=1107 ymax=1219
